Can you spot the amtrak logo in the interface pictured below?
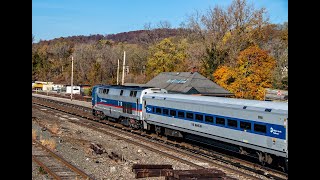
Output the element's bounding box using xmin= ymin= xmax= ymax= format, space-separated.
xmin=146 ymin=107 xmax=152 ymax=112
xmin=100 ymin=99 xmax=107 ymax=103
xmin=270 ymin=127 xmax=282 ymax=135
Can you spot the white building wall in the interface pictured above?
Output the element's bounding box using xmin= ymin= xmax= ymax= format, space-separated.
xmin=66 ymin=86 xmax=81 ymax=94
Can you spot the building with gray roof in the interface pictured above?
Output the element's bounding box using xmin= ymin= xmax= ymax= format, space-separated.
xmin=145 ymin=72 xmax=233 ymax=97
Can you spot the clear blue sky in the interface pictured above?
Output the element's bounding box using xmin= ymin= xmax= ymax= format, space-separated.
xmin=32 ymin=0 xmax=288 ymax=42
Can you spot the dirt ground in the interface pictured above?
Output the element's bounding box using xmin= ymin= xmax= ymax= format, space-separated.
xmin=32 ymin=106 xmax=192 ymax=180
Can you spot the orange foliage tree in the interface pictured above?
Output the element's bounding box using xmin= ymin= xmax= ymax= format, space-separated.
xmin=214 ymin=46 xmax=276 ymax=100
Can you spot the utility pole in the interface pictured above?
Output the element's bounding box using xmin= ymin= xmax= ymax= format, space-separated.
xmin=71 ymin=56 xmax=73 ymax=101
xmin=121 ymin=51 xmax=126 ymax=85
xmin=117 ymin=59 xmax=120 ymax=85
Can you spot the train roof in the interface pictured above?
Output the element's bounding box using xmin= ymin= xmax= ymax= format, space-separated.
xmin=93 ymin=84 xmax=153 ymax=91
xmin=144 ymin=93 xmax=288 ymax=114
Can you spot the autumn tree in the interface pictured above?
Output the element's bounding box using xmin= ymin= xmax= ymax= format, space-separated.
xmin=185 ymin=0 xmax=269 ymax=78
xmin=46 ymin=41 xmax=73 ymax=82
xmin=212 ymin=65 xmax=235 ymax=90
xmin=72 ymin=41 xmax=119 ymax=85
xmin=32 ymin=44 xmax=51 ymax=81
xmin=146 ymin=38 xmax=188 ymax=80
xmin=262 ymin=23 xmax=288 ymax=90
xmin=115 ymin=43 xmax=149 ymax=83
xmin=214 ymin=45 xmax=276 ymax=100
xmin=185 ymin=41 xmax=206 ymax=73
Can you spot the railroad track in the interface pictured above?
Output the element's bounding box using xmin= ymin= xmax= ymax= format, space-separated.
xmin=32 ymin=103 xmax=243 ymax=180
xmin=32 ymin=96 xmax=288 ymax=180
xmin=32 ymin=140 xmax=93 ymax=180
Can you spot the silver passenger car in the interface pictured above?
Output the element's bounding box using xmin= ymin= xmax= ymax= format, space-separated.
xmin=143 ymin=93 xmax=288 ymax=167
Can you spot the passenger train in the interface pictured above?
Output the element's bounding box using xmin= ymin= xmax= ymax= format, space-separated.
xmin=92 ymin=85 xmax=288 ymax=171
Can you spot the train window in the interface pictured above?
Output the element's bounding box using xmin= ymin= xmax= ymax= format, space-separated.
xmin=254 ymin=124 xmax=266 ymax=133
xmin=163 ymin=108 xmax=169 ymax=115
xmin=156 ymin=107 xmax=162 ymax=114
xmin=195 ymin=114 xmax=203 ymax=121
xmin=120 ymin=90 xmax=123 ymax=96
xmin=265 ymin=108 xmax=272 ymax=112
xmin=106 ymin=89 xmax=109 ymax=94
xmin=186 ymin=112 xmax=194 ymax=119
xmin=227 ymin=119 xmax=238 ymax=128
xmin=240 ymin=121 xmax=251 ymax=130
xmin=99 ymin=88 xmax=103 ymax=93
xmin=130 ymin=91 xmax=137 ymax=97
xmin=178 ymin=111 xmax=185 ymax=118
xmin=103 ymin=89 xmax=107 ymax=94
xmin=170 ymin=110 xmax=176 ymax=117
xmin=205 ymin=116 xmax=213 ymax=123
xmin=216 ymin=117 xmax=225 ymax=125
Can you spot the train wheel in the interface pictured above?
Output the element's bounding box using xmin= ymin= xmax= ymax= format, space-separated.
xmin=285 ymin=159 xmax=288 ymax=172
xmin=100 ymin=112 xmax=106 ymax=120
xmin=155 ymin=126 xmax=162 ymax=137
xmin=278 ymin=158 xmax=288 ymax=172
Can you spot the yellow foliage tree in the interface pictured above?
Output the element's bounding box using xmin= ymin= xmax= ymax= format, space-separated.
xmin=146 ymin=38 xmax=188 ymax=80
xmin=214 ymin=45 xmax=276 ymax=100
xmin=212 ymin=65 xmax=235 ymax=90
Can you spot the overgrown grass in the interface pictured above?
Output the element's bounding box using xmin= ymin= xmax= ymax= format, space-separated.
xmin=49 ymin=123 xmax=60 ymax=134
xmin=40 ymin=138 xmax=56 ymax=150
xmin=32 ymin=129 xmax=37 ymax=140
xmin=38 ymin=167 xmax=47 ymax=174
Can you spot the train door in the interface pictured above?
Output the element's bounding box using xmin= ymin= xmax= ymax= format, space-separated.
xmin=122 ymin=102 xmax=127 ymax=113
xmin=239 ymin=121 xmax=252 ymax=155
xmin=142 ymin=100 xmax=147 ymax=119
xmin=141 ymin=99 xmax=148 ymax=129
xmin=91 ymin=86 xmax=98 ymax=107
xmin=136 ymin=99 xmax=139 ymax=117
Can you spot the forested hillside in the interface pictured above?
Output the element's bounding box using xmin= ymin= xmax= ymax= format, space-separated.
xmin=32 ymin=0 xmax=288 ymax=100
xmin=35 ymin=28 xmax=188 ymax=46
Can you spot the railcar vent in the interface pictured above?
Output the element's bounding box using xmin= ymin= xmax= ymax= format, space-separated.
xmin=265 ymin=108 xmax=272 ymax=112
xmin=152 ymin=96 xmax=155 ymax=99
xmin=243 ymin=106 xmax=247 ymax=109
xmin=164 ymin=98 xmax=166 ymax=100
